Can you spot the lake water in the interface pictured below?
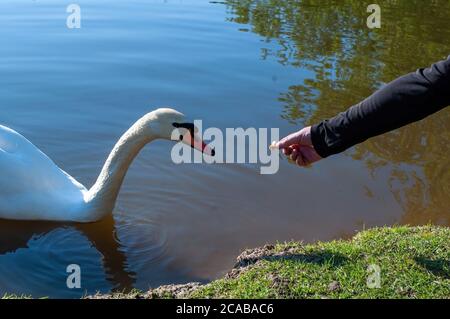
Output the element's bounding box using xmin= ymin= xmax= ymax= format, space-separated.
xmin=0 ymin=0 xmax=449 ymax=298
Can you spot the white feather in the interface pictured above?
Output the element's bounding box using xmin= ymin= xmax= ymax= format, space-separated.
xmin=0 ymin=108 xmax=185 ymax=222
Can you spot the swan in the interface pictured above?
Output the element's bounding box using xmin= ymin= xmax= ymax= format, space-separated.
xmin=0 ymin=108 xmax=213 ymax=222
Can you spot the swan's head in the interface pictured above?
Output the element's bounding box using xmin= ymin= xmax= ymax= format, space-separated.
xmin=146 ymin=108 xmax=215 ymax=156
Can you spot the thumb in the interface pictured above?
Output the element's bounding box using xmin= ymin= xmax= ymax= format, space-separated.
xmin=276 ymin=126 xmax=312 ymax=149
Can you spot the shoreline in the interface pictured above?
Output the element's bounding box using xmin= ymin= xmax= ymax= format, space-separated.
xmin=86 ymin=225 xmax=449 ymax=299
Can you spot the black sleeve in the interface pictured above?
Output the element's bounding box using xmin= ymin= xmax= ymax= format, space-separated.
xmin=311 ymin=56 xmax=450 ymax=158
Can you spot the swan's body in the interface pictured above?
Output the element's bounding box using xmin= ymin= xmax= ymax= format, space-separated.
xmin=0 ymin=108 xmax=207 ymax=222
xmin=0 ymin=124 xmax=88 ymax=221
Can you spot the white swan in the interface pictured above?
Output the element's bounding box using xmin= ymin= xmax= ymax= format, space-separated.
xmin=0 ymin=108 xmax=213 ymax=222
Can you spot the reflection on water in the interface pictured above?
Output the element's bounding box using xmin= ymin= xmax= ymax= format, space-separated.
xmin=0 ymin=215 xmax=134 ymax=297
xmin=0 ymin=0 xmax=449 ymax=297
xmin=225 ymin=0 xmax=450 ymax=224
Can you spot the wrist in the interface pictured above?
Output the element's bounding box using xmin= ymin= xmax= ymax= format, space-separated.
xmin=310 ymin=123 xmax=328 ymax=158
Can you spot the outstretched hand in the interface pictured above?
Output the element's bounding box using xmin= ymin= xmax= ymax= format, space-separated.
xmin=276 ymin=126 xmax=322 ymax=167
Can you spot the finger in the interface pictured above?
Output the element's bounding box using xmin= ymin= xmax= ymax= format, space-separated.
xmin=285 ymin=144 xmax=300 ymax=155
xmin=290 ymin=149 xmax=299 ymax=161
xmin=282 ymin=147 xmax=293 ymax=156
xmin=296 ymin=153 xmax=306 ymax=167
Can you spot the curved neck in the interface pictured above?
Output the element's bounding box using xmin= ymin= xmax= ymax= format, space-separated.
xmin=84 ymin=119 xmax=155 ymax=220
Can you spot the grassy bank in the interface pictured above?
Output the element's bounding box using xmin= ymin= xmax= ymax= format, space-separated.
xmin=89 ymin=225 xmax=449 ymax=299
xmin=4 ymin=226 xmax=450 ymax=299
xmin=190 ymin=225 xmax=449 ymax=299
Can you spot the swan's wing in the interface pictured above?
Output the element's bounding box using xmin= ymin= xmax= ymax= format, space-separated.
xmin=0 ymin=124 xmax=22 ymax=155
xmin=0 ymin=125 xmax=87 ymax=220
xmin=0 ymin=125 xmax=48 ymax=180
xmin=0 ymin=125 xmax=31 ymax=183
xmin=0 ymin=124 xmax=86 ymax=191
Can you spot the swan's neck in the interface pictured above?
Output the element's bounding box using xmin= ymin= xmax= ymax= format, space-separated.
xmin=84 ymin=119 xmax=155 ymax=220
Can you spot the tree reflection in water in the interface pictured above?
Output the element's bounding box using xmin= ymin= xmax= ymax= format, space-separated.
xmin=224 ymin=0 xmax=450 ymax=224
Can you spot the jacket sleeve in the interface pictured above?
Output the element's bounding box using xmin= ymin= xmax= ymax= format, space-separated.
xmin=311 ymin=56 xmax=450 ymax=158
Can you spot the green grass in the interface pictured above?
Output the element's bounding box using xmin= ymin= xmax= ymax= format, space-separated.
xmin=190 ymin=226 xmax=450 ymax=299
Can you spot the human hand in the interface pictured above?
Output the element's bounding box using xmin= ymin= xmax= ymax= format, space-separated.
xmin=276 ymin=126 xmax=322 ymax=167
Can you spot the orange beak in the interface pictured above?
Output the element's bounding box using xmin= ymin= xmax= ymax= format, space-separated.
xmin=182 ymin=131 xmax=215 ymax=156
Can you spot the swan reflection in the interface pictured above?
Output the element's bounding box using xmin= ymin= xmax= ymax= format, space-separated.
xmin=0 ymin=214 xmax=135 ymax=293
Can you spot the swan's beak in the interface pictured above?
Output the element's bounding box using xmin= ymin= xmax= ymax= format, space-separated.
xmin=182 ymin=131 xmax=215 ymax=156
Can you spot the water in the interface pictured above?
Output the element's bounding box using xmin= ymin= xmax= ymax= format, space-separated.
xmin=0 ymin=0 xmax=449 ymax=298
